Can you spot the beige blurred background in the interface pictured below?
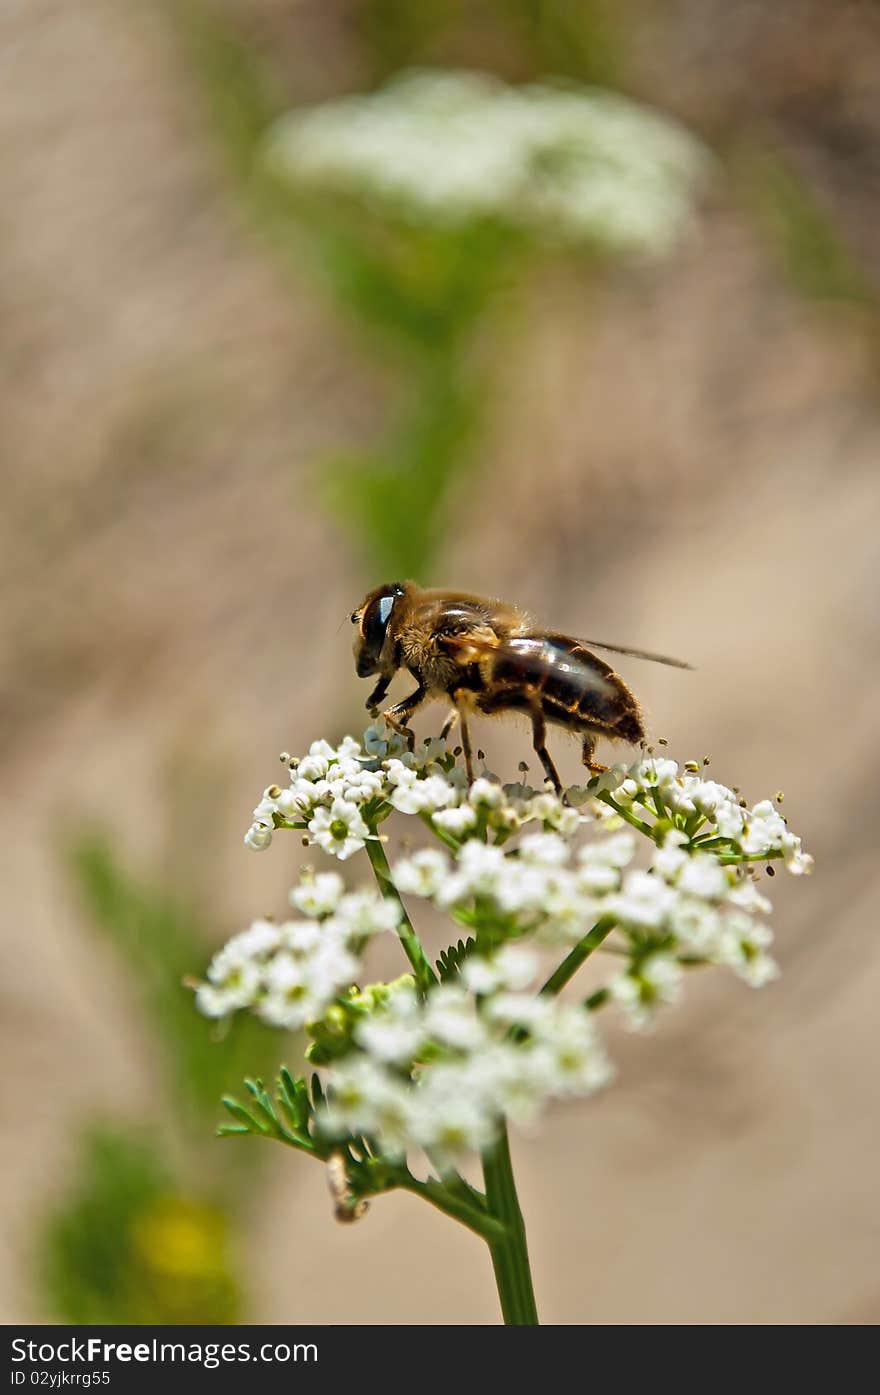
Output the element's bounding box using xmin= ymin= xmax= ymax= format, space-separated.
xmin=3 ymin=0 xmax=879 ymax=1324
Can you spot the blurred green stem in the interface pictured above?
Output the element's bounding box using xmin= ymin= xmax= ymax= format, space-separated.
xmin=540 ymin=914 xmax=617 ymax=996
xmin=482 ymin=1124 xmax=539 ymax=1325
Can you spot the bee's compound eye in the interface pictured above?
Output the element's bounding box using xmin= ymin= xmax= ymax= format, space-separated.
xmin=350 ymin=612 xmax=359 ymax=624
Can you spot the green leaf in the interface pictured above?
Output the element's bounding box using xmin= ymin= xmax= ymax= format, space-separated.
xmin=436 ymin=936 xmax=476 ymax=982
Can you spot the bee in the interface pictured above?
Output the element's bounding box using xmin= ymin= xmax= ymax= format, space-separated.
xmin=350 ymin=581 xmax=691 ymax=795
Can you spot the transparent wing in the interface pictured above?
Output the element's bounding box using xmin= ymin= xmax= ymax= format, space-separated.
xmin=441 ymin=632 xmax=621 ymax=701
xmin=577 ymin=636 xmax=694 ymax=670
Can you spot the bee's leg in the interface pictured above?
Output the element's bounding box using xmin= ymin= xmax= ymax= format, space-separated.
xmin=581 ymin=734 xmax=609 ymax=776
xmin=382 ymin=683 xmax=427 ymax=752
xmin=439 ymin=709 xmax=459 ymax=743
xmin=530 ymin=705 xmax=563 ymax=795
xmin=365 ymin=676 xmax=390 ymax=715
xmin=452 ymin=694 xmax=476 ymax=782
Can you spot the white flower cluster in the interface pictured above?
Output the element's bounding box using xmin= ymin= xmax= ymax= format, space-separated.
xmin=322 ymin=960 xmax=612 ymax=1165
xmin=244 ymin=735 xmax=387 ymax=860
xmin=243 ymin=728 xmax=588 ymax=860
xmin=393 ymin=825 xmax=783 ymax=1012
xmin=207 ymin=728 xmax=812 ymax=1165
xmin=266 ymin=68 xmax=711 ymax=255
xmin=195 ymin=872 xmax=400 ymax=1028
xmin=599 ymin=756 xmax=814 ymax=875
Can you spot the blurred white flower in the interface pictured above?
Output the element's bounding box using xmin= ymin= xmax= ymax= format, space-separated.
xmin=266 ymin=69 xmax=711 ymax=256
xmin=289 ymin=871 xmax=345 ymax=918
xmin=609 ymin=953 xmax=684 ymax=1032
xmin=432 ymin=804 xmax=479 ymax=836
xmin=393 ymin=847 xmax=451 ymax=897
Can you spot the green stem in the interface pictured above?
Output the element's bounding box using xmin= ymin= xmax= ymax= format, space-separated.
xmin=595 ymin=791 xmax=657 ymax=839
xmin=540 ymin=915 xmax=617 ymax=997
xmin=481 ymin=1124 xmax=539 ymax=1325
xmin=365 ymin=835 xmax=438 ymax=991
xmin=399 ymin=1175 xmax=505 ymax=1242
xmin=419 ymin=810 xmax=460 ymax=852
xmin=717 ymin=850 xmax=783 ymax=866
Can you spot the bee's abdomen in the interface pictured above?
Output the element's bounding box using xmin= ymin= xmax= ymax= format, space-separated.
xmin=484 ymin=634 xmax=644 ymax=740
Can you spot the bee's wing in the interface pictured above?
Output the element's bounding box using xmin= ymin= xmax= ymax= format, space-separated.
xmin=577 ymin=636 xmax=694 ymax=670
xmin=441 ymin=632 xmax=621 ymax=701
xmin=438 ymin=627 xmax=504 ymax=662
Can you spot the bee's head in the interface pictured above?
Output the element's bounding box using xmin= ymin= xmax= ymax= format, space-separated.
xmin=351 ymin=582 xmax=408 ymax=677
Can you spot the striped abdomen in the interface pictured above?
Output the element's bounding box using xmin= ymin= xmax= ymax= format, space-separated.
xmin=477 ymin=633 xmax=644 ymax=743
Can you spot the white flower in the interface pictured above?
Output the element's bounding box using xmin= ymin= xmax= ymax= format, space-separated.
xmin=636 ymin=757 xmax=680 ymax=789
xmin=465 ymin=1044 xmax=547 ymax=1128
xmin=344 ymin=767 xmax=385 ymax=802
xmin=223 ymin=725 xmax=812 ymax=1167
xmin=393 ymin=848 xmax=451 ymax=897
xmin=289 ymin=872 xmax=345 ymax=918
xmin=267 ymin=69 xmax=710 ymax=256
xmin=668 ymin=896 xmax=723 ymax=954
xmin=423 ymin=985 xmax=488 ymax=1051
xmin=432 ymin=804 xmax=479 ymax=836
xmin=252 ymin=793 xmax=280 ymax=826
xmin=297 ymin=753 xmax=332 ymax=783
xmin=691 ymin=780 xmax=734 ymax=817
xmin=335 ymin=736 xmax=363 ymax=760
xmin=737 ymin=952 xmax=781 ymax=988
xmin=385 ymin=759 xmax=419 ymax=790
xmin=607 ymin=973 xmax=643 ymax=1027
xmin=518 ymin=831 xmax=570 ymax=867
xmin=716 ymin=915 xmax=779 ymax=988
xmin=462 ymin=945 xmax=539 ymax=995
xmin=677 ymin=854 xmax=731 ymax=901
xmin=588 ymin=765 xmax=629 ymax=794
xmin=279 ymin=919 xmax=324 ymax=956
xmin=575 ymin=861 xmax=620 ymax=895
xmin=405 ymin=1064 xmax=499 ymax=1162
xmin=275 ymin=785 xmax=315 ymax=819
xmin=652 ymin=834 xmax=689 ymax=883
xmin=436 ymin=840 xmax=507 ymax=904
xmin=223 ymin=918 xmax=283 ymax=961
xmin=335 ymin=890 xmax=402 ymax=937
xmin=529 ymin=1005 xmax=614 ymax=1096
xmin=390 ymin=774 xmax=458 ymax=815
xmin=468 ymin=777 xmax=504 ymax=809
xmin=780 ymin=832 xmax=814 ymax=875
xmin=258 ymin=954 xmax=316 ymax=1029
xmin=304 ymin=739 xmax=334 ymax=760
xmin=608 ymin=776 xmax=639 ymax=807
xmin=355 ymin=989 xmax=424 ymax=1065
xmin=493 ymin=862 xmax=556 ymax=916
xmin=307 ymin=798 xmax=369 ymax=860
xmin=484 ymin=993 xmax=556 ymax=1031
xmin=542 ymin=803 xmax=585 ymax=837
xmin=320 ymin=1058 xmax=412 ymax=1158
xmin=609 ymin=953 xmax=683 ymax=1032
xmin=577 ymin=832 xmax=635 ymax=869
xmin=195 ymin=955 xmax=262 ymax=1019
xmin=714 ymin=802 xmax=745 ymax=840
xmin=609 ymin=869 xmax=679 ymax=930
xmin=258 ymin=932 xmax=360 ymax=1029
xmin=244 ymin=822 xmax=273 ymax=851
xmin=726 ymin=880 xmax=772 ymax=915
